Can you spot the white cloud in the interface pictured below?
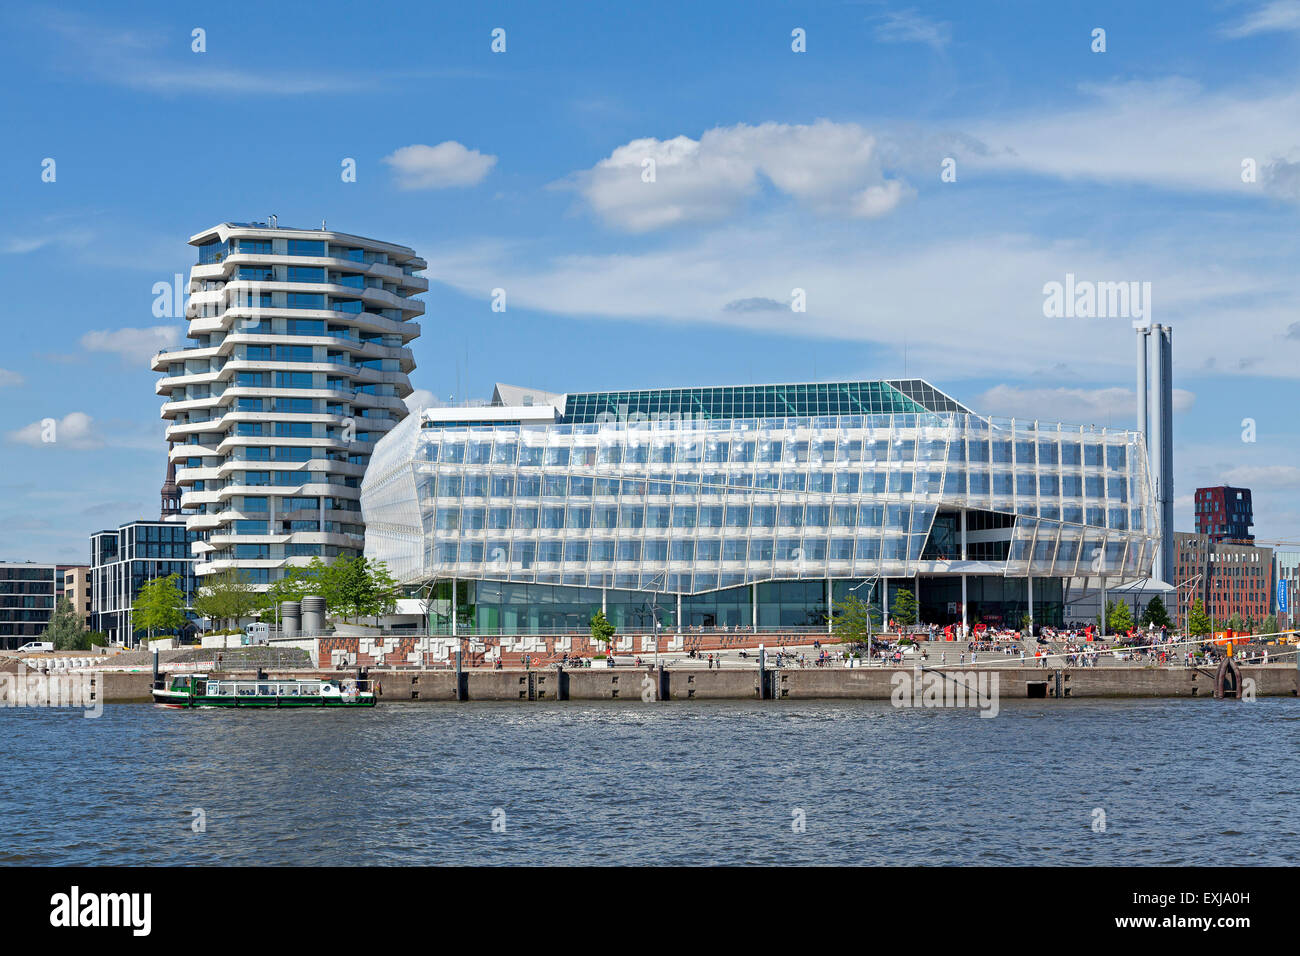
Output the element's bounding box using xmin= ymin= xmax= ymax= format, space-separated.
xmin=2 ymin=229 xmax=94 ymax=255
xmin=383 ymin=142 xmax=497 ymax=190
xmin=1221 ymin=0 xmax=1300 ymax=37
xmin=570 ymin=120 xmax=912 ymax=231
xmin=974 ymin=385 xmax=1196 ymax=424
xmin=872 ymin=10 xmax=953 ymax=50
xmin=0 ymin=369 xmax=24 ymax=387
xmin=37 ymin=12 xmax=478 ymax=96
xmin=418 ymin=224 xmax=1300 ymax=383
xmin=1217 ymin=464 xmax=1300 ymax=487
xmin=7 ymin=412 xmax=102 ymax=449
xmin=80 ymin=326 xmax=181 ymax=364
xmin=965 ymin=78 xmax=1300 ymax=197
xmin=404 ymin=388 xmax=436 ymax=412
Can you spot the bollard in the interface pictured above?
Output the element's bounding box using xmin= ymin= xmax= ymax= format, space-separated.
xmin=556 ymin=663 xmax=568 ymax=701
xmin=758 ymin=644 xmax=768 ymax=700
xmin=455 ymin=647 xmax=464 ymax=702
xmin=152 ymin=648 xmax=160 ymax=691
xmin=657 ymin=663 xmax=667 ymax=701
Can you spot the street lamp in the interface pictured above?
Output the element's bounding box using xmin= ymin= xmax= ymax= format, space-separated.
xmin=848 ymin=576 xmax=880 ymax=659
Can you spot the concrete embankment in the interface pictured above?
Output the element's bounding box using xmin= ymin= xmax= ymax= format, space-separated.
xmin=78 ymin=663 xmax=1299 ymax=703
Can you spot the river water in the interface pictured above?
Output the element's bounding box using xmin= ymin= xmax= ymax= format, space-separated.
xmin=1 ymin=699 xmax=1295 ymax=865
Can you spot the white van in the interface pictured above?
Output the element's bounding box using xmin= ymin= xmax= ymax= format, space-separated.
xmin=17 ymin=641 xmax=54 ymax=653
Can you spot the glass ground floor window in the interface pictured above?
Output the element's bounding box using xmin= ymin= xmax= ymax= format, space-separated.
xmin=417 ymin=575 xmax=1067 ymax=634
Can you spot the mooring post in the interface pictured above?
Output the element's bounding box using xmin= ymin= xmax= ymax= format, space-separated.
xmin=455 ymin=647 xmax=464 ymax=701
xmin=151 ymin=647 xmax=159 ymax=690
xmin=556 ymin=663 xmax=568 ymax=701
xmin=657 ymin=663 xmax=667 ymax=701
xmin=758 ymin=644 xmax=768 ymax=700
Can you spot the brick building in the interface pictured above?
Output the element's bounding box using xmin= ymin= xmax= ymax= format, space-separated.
xmin=1193 ymin=486 xmax=1254 ymax=544
xmin=1173 ymin=532 xmax=1272 ymax=630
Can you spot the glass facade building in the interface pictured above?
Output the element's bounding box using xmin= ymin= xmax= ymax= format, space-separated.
xmin=89 ymin=520 xmax=201 ymax=645
xmin=0 ymin=563 xmax=57 ymax=648
xmin=153 ymin=223 xmax=426 ymax=586
xmin=362 ymin=380 xmax=1158 ymax=633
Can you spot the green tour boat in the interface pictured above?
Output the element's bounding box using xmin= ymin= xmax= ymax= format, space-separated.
xmin=153 ymin=673 xmax=377 ymax=708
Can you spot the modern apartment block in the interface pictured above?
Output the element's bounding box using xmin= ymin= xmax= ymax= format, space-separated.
xmin=153 ymin=222 xmax=426 ymax=586
xmin=1173 ymin=531 xmax=1272 ymax=631
xmin=89 ymin=520 xmax=199 ymax=644
xmin=62 ymin=565 xmax=92 ymax=629
xmin=0 ymin=562 xmax=56 ymax=649
xmin=1193 ymin=485 xmax=1254 ymax=543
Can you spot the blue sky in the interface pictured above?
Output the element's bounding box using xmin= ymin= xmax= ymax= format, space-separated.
xmin=3 ymin=0 xmax=1300 ymax=562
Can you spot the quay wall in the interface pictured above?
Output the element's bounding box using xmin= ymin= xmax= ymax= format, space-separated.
xmin=36 ymin=663 xmax=1296 ymax=703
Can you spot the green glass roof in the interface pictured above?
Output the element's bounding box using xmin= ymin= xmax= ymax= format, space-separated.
xmin=558 ymin=379 xmax=971 ymax=424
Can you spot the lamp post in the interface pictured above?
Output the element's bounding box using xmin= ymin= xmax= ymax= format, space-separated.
xmin=849 ymin=576 xmax=880 ymax=659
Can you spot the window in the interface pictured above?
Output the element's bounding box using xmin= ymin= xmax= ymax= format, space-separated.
xmin=276 ymin=372 xmax=314 ymax=389
xmin=288 ymin=239 xmax=325 ymax=257
xmin=286 ymin=293 xmax=325 ymax=310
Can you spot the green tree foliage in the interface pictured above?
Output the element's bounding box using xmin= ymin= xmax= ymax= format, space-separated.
xmin=259 ymin=564 xmax=318 ymax=613
xmin=45 ymin=597 xmax=89 ymax=651
xmin=589 ymin=609 xmax=615 ymax=645
xmin=1138 ymin=595 xmax=1171 ymax=629
xmin=832 ymin=595 xmax=875 ymax=645
xmin=331 ymin=556 xmax=401 ymax=623
xmin=891 ymin=588 xmax=918 ymax=626
xmin=257 ymin=556 xmax=401 ymax=625
xmin=193 ymin=569 xmax=259 ymax=631
xmin=1106 ymin=600 xmax=1135 ymax=634
xmin=132 ymin=573 xmax=188 ymax=641
xmin=1187 ymin=599 xmax=1212 ymax=637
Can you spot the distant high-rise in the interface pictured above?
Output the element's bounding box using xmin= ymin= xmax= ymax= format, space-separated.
xmin=1194 ymin=485 xmax=1254 ymax=544
xmin=152 ymin=222 xmax=426 ymax=586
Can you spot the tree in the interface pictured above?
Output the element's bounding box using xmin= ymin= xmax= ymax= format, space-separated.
xmin=1187 ymin=599 xmax=1212 ymax=637
xmin=832 ymin=595 xmax=875 ymax=646
xmin=1106 ymin=600 xmax=1134 ymax=634
xmin=321 ymin=556 xmax=400 ymax=624
xmin=259 ymin=564 xmax=317 ymax=616
xmin=363 ymin=560 xmax=401 ymax=624
xmin=1139 ymin=595 xmax=1171 ymax=629
xmin=589 ymin=610 xmax=615 ymax=650
xmin=193 ymin=569 xmax=259 ymax=631
xmin=45 ymin=597 xmax=89 ymax=651
xmin=891 ymin=588 xmax=918 ymax=627
xmin=1260 ymin=614 xmax=1278 ymax=637
xmin=132 ymin=573 xmax=188 ymax=642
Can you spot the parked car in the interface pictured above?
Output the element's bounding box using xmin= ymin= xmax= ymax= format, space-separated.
xmin=17 ymin=641 xmax=54 ymax=653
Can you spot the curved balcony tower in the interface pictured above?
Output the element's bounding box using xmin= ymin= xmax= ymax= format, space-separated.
xmin=153 ymin=221 xmax=426 ymax=587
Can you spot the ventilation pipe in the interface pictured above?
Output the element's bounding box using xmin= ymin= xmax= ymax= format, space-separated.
xmin=301 ymin=595 xmax=326 ymax=634
xmin=280 ymin=601 xmax=300 ymax=637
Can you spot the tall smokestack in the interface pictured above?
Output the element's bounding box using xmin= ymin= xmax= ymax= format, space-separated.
xmin=1135 ymin=328 xmax=1148 ymax=443
xmin=1147 ymin=325 xmax=1174 ymax=584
